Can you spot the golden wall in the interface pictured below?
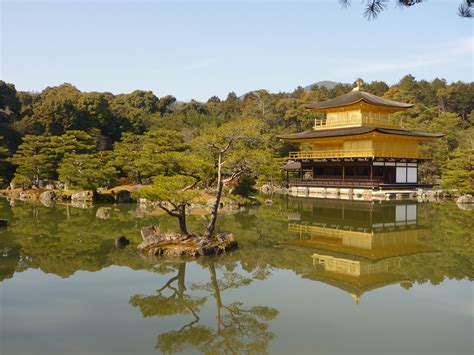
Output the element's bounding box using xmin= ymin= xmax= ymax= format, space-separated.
xmin=315 ymin=109 xmax=402 ymax=130
xmin=294 ymin=133 xmax=425 ymax=160
xmin=372 ymin=137 xmax=420 ymax=158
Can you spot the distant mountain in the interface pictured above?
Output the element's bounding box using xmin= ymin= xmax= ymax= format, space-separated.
xmin=303 ymin=80 xmax=348 ymax=92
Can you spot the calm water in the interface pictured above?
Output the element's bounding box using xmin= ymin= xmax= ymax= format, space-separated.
xmin=0 ymin=196 xmax=472 ymax=355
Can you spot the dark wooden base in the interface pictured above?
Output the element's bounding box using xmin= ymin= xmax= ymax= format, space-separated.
xmin=287 ymin=178 xmax=432 ymax=190
xmin=285 ymin=158 xmax=422 ymax=188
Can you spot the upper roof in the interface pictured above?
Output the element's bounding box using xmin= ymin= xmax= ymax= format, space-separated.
xmin=280 ymin=161 xmax=302 ymax=171
xmin=278 ymin=127 xmax=444 ymax=141
xmin=305 ymin=90 xmax=414 ymax=111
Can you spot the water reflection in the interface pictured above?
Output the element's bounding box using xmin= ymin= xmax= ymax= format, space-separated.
xmin=129 ymin=259 xmax=277 ymax=353
xmin=0 ymin=196 xmax=472 ymax=354
xmin=0 ymin=196 xmax=472 ymax=289
xmin=0 ymin=199 xmax=159 ymax=281
xmin=280 ymin=197 xmax=472 ymax=303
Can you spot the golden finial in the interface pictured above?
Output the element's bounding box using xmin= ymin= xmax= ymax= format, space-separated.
xmin=351 ymin=293 xmax=360 ymax=305
xmin=352 ymin=78 xmax=363 ymax=91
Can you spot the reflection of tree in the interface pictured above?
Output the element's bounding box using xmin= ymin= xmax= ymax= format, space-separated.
xmin=0 ymin=229 xmax=21 ymax=282
xmin=4 ymin=201 xmax=158 ymax=277
xmin=129 ymin=260 xmax=278 ymax=354
xmin=129 ymin=262 xmax=205 ymax=328
xmin=199 ymin=260 xmax=277 ymax=354
xmin=0 ymin=199 xmax=22 ymax=281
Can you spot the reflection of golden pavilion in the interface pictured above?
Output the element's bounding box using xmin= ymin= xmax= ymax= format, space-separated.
xmin=284 ymin=198 xmax=432 ymax=260
xmin=312 ymin=253 xmax=401 ymax=277
xmin=287 ymin=223 xmax=431 ymax=260
xmin=308 ymin=253 xmax=408 ymax=304
xmin=282 ymin=198 xmax=435 ymax=303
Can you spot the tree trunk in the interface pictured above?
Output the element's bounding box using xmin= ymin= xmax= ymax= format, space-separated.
xmin=204 ymin=152 xmax=224 ymax=238
xmin=33 ymin=171 xmax=39 ymax=188
xmin=178 ymin=205 xmax=189 ymax=235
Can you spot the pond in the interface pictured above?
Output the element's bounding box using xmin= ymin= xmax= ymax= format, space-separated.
xmin=0 ymin=196 xmax=472 ymax=354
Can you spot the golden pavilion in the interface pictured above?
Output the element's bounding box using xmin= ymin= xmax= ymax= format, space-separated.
xmin=279 ymin=83 xmax=443 ymax=190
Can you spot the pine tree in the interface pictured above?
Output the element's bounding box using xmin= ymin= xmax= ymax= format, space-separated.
xmin=9 ymin=135 xmax=56 ymax=187
xmin=192 ymin=119 xmax=274 ymax=238
xmin=136 ymin=175 xmax=199 ymax=235
xmin=58 ymin=152 xmax=118 ymax=193
xmin=112 ymin=132 xmax=145 ymax=183
xmin=440 ymin=148 xmax=474 ymax=193
xmin=112 ymin=129 xmax=187 ymax=184
xmin=0 ymin=138 xmax=10 ymax=186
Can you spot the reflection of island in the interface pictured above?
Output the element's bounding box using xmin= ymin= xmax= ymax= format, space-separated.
xmin=282 ymin=198 xmax=436 ymax=303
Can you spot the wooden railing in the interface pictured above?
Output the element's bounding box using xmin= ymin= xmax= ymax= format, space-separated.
xmin=289 ymin=149 xmax=430 ymax=160
xmin=288 ymin=178 xmax=382 ymax=188
xmin=288 ymin=223 xmax=369 ymax=239
xmin=314 ymin=114 xmax=402 ymax=130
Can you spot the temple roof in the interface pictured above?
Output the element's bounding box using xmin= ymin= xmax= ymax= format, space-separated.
xmin=305 ymin=90 xmax=414 ymax=111
xmin=280 ymin=161 xmax=302 ymax=171
xmin=302 ymin=270 xmax=409 ymax=297
xmin=281 ymin=239 xmax=436 ymax=260
xmin=278 ymin=127 xmax=444 ymax=141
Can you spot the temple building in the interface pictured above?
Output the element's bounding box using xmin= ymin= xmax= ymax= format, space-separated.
xmin=279 ymin=83 xmax=443 ymax=192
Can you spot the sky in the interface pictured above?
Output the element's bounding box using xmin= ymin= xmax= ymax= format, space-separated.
xmin=1 ymin=0 xmax=473 ymax=101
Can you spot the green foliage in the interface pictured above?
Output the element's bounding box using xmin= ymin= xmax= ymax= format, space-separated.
xmin=0 ymin=80 xmax=21 ymax=123
xmin=437 ymin=82 xmax=474 ymax=122
xmin=77 ymin=92 xmax=122 ymax=140
xmin=0 ymin=76 xmax=472 ymax=189
xmin=58 ymin=151 xmax=118 ymax=191
xmin=8 ymin=131 xmax=96 ymax=187
xmin=152 ymin=151 xmax=213 ymax=183
xmin=137 ymin=175 xmax=199 ymax=208
xmin=109 ymin=90 xmax=175 ymax=133
xmin=9 ymin=135 xmax=57 ymax=186
xmin=50 ymin=130 xmax=96 ymax=156
xmin=112 ymin=132 xmax=146 ymax=183
xmin=364 ymin=80 xmax=389 ymax=96
xmin=440 ymin=148 xmax=474 ymax=193
xmin=112 ymin=129 xmax=188 ymax=183
xmin=30 ymin=84 xmax=84 ymax=135
xmin=192 ymin=118 xmax=276 ymax=178
xmin=0 ymin=139 xmax=11 ymax=186
xmin=136 ymin=175 xmax=199 ymax=234
xmin=232 ymin=175 xmax=257 ymax=196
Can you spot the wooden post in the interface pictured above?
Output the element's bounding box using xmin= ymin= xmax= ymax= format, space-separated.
xmin=370 ymin=161 xmax=373 ymax=181
xmin=342 ymin=161 xmax=345 ymax=181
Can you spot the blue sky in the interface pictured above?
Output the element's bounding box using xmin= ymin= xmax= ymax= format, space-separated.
xmin=1 ymin=0 xmax=472 ymax=101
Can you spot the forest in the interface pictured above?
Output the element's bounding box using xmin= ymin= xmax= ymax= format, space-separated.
xmin=0 ymin=75 xmax=473 ymax=194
